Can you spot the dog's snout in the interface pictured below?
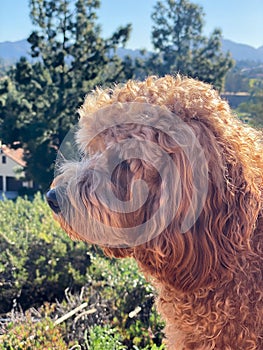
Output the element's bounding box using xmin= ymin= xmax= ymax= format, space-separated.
xmin=46 ymin=188 xmax=61 ymax=214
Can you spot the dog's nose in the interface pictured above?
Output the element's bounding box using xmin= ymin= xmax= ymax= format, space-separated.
xmin=46 ymin=188 xmax=61 ymax=214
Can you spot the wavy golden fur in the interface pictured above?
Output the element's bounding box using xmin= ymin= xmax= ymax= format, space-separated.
xmin=51 ymin=75 xmax=263 ymax=349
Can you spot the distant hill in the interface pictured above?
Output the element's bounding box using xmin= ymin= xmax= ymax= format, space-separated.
xmin=0 ymin=39 xmax=31 ymax=64
xmin=0 ymin=38 xmax=263 ymax=65
xmin=222 ymin=39 xmax=263 ymax=62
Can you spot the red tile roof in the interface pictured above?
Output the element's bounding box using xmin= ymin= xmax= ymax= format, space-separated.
xmin=1 ymin=144 xmax=26 ymax=167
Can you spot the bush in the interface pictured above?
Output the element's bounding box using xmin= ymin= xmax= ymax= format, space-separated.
xmin=85 ymin=255 xmax=164 ymax=348
xmin=48 ymin=257 xmax=164 ymax=349
xmin=0 ymin=195 xmax=164 ymax=348
xmin=0 ymin=316 xmax=69 ymax=350
xmin=0 ymin=194 xmax=91 ymax=312
xmin=86 ymin=325 xmax=126 ymax=350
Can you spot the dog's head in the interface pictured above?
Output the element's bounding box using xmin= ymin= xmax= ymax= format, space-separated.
xmin=47 ymin=76 xmax=263 ymax=292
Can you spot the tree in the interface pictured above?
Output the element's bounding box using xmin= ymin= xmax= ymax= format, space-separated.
xmin=0 ymin=0 xmax=132 ymax=190
xmin=237 ymin=96 xmax=263 ymax=128
xmin=224 ymin=69 xmax=250 ymax=93
xmin=142 ymin=0 xmax=233 ymax=90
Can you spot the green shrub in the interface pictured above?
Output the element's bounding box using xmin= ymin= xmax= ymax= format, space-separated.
xmin=0 ymin=195 xmax=164 ymax=348
xmin=0 ymin=194 xmax=91 ymax=312
xmin=85 ymin=325 xmax=165 ymax=350
xmin=85 ymin=255 xmax=164 ymax=348
xmin=0 ymin=317 xmax=70 ymax=350
xmin=49 ymin=257 xmax=164 ymax=349
xmin=86 ymin=325 xmax=126 ymax=350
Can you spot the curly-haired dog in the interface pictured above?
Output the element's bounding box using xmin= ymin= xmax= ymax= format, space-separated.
xmin=47 ymin=76 xmax=263 ymax=349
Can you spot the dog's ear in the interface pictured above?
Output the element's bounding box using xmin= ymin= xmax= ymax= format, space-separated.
xmin=131 ymin=122 xmax=262 ymax=292
xmin=80 ymin=119 xmax=261 ymax=292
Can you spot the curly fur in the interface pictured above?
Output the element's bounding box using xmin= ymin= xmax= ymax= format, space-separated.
xmin=51 ymin=75 xmax=263 ymax=349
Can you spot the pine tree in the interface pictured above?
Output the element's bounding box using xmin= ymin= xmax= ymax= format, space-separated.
xmin=0 ymin=0 xmax=132 ymax=190
xmin=143 ymin=0 xmax=233 ymax=90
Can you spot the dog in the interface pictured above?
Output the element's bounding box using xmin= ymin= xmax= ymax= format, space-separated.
xmin=46 ymin=75 xmax=263 ymax=349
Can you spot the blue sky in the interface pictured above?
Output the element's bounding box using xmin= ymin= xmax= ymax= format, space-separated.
xmin=0 ymin=0 xmax=262 ymax=49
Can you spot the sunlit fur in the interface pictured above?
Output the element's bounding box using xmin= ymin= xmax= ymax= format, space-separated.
xmin=52 ymin=76 xmax=263 ymax=349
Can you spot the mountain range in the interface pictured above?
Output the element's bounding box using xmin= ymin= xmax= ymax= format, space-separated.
xmin=0 ymin=38 xmax=263 ymax=65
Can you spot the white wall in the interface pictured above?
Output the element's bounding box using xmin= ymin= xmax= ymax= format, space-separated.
xmin=0 ymin=153 xmax=24 ymax=192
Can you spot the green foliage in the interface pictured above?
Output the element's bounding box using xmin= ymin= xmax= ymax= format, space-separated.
xmin=224 ymin=61 xmax=263 ymax=93
xmin=224 ymin=69 xmax=250 ymax=93
xmin=0 ymin=317 xmax=69 ymax=350
xmin=0 ymin=58 xmax=9 ymax=78
xmin=0 ymin=0 xmax=235 ymax=190
xmin=85 ymin=256 xmax=164 ymax=348
xmin=140 ymin=0 xmax=233 ymax=90
xmin=85 ymin=325 xmax=165 ymax=350
xmin=0 ymin=194 xmax=91 ymax=312
xmin=0 ymin=196 xmax=164 ymax=348
xmin=237 ymin=96 xmax=263 ymax=128
xmin=51 ymin=256 xmax=164 ymax=348
xmin=235 ymin=70 xmax=263 ymax=127
xmin=86 ymin=325 xmax=126 ymax=350
xmin=0 ymin=0 xmax=132 ymax=190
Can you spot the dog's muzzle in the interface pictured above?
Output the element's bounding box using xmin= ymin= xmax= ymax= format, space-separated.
xmin=46 ymin=188 xmax=61 ymax=214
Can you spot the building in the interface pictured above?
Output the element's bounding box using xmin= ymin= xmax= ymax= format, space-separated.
xmin=0 ymin=142 xmax=33 ymax=199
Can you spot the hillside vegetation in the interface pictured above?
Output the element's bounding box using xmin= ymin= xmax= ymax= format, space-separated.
xmin=0 ymin=195 xmax=164 ymax=349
